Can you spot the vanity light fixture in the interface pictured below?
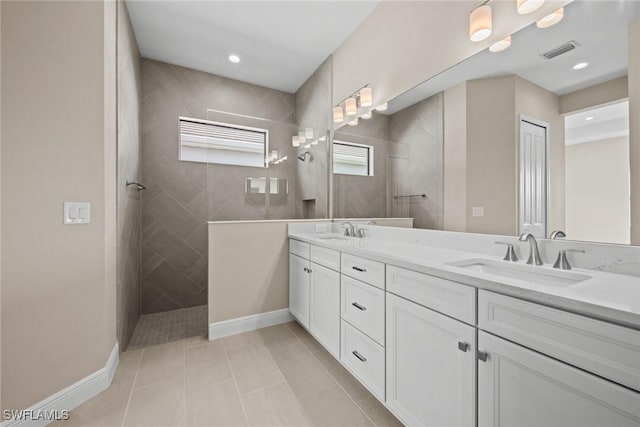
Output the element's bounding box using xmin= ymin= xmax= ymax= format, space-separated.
xmin=469 ymin=3 xmax=492 ymax=42
xmin=489 ymin=35 xmax=512 ymax=53
xmin=360 ymin=87 xmax=373 ymax=107
xmin=292 ymin=135 xmax=300 ymax=147
xmin=228 ymin=54 xmax=241 ymax=63
xmin=333 ymin=106 xmax=344 ymax=123
xmin=305 ymin=127 xmax=314 ymax=139
xmin=345 ymin=97 xmax=358 ymax=116
xmin=348 ymin=118 xmax=359 ymax=126
xmin=517 ymin=0 xmax=544 ymax=15
xmin=537 ymin=7 xmax=564 ymax=28
xmin=573 ymin=62 xmax=589 ymax=70
xmin=361 ymin=111 xmax=372 ymax=119
xmin=375 ymin=102 xmax=388 ymax=112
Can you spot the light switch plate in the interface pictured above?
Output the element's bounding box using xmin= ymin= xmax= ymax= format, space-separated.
xmin=64 ymin=202 xmax=91 ymax=225
xmin=472 ymin=207 xmax=484 ymax=217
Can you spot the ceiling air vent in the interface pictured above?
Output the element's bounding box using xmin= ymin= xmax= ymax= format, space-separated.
xmin=540 ymin=41 xmax=579 ymax=60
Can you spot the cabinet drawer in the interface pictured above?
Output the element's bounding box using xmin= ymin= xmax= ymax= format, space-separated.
xmin=386 ymin=265 xmax=476 ymax=325
xmin=341 ymin=253 xmax=385 ymax=289
xmin=341 ymin=320 xmax=385 ymax=400
xmin=341 ymin=275 xmax=385 ymax=345
xmin=289 ymin=239 xmax=310 ymax=259
xmin=310 ymin=245 xmax=340 ymax=271
xmin=478 ymin=290 xmax=640 ymax=392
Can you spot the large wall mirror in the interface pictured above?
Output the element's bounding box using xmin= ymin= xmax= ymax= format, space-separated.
xmin=331 ymin=0 xmax=639 ymax=245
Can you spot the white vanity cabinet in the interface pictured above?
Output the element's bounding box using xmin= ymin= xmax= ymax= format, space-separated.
xmin=386 ymin=289 xmax=476 ymax=427
xmin=477 ymin=330 xmax=640 ymax=427
xmin=289 ymin=239 xmax=340 ymax=356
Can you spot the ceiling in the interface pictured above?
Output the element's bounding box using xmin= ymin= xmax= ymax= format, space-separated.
xmin=565 ymin=100 xmax=629 ymax=145
xmin=387 ymin=0 xmax=640 ymax=114
xmin=125 ymin=0 xmax=380 ymax=94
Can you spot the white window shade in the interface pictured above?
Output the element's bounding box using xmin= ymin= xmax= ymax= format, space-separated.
xmin=333 ymin=141 xmax=373 ymax=176
xmin=179 ymin=117 xmax=268 ymax=167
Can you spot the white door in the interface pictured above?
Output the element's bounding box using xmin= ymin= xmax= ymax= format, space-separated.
xmin=309 ymin=262 xmax=340 ymax=357
xmin=289 ymin=254 xmax=310 ymax=328
xmin=478 ymin=331 xmax=640 ymax=427
xmin=519 ymin=119 xmax=547 ymax=238
xmin=386 ymin=293 xmax=476 ymax=427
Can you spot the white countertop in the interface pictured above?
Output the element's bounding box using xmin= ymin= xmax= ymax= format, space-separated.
xmin=289 ymin=231 xmax=640 ymax=329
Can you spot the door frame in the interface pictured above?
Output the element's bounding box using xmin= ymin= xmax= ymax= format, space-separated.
xmin=518 ymin=114 xmax=550 ymax=237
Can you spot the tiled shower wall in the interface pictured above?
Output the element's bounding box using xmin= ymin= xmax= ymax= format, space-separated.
xmin=140 ymin=59 xmax=299 ymax=314
xmin=116 ymin=1 xmax=141 ymax=348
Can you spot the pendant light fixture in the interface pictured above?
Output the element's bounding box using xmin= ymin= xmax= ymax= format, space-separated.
xmin=469 ymin=3 xmax=492 ymax=42
xmin=359 ymin=87 xmax=373 ymax=107
xmin=333 ymin=106 xmax=344 ymax=123
xmin=292 ymin=135 xmax=300 ymax=147
xmin=536 ymin=7 xmax=563 ymax=28
xmin=489 ymin=35 xmax=512 ymax=53
xmin=517 ymin=0 xmax=544 ymax=15
xmin=345 ymin=97 xmax=358 ymax=116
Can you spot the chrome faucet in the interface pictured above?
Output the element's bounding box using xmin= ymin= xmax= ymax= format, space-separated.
xmin=553 ymin=249 xmax=585 ymax=270
xmin=518 ymin=232 xmax=544 ymax=266
xmin=550 ymin=230 xmax=566 ymax=239
xmin=342 ymin=222 xmax=355 ymax=237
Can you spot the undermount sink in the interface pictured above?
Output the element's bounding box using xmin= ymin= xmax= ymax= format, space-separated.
xmin=317 ymin=236 xmax=349 ymax=242
xmin=447 ymin=258 xmax=592 ymax=287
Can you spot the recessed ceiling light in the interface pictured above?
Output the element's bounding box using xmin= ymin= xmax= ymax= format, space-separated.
xmin=573 ymin=62 xmax=589 ymax=70
xmin=585 ymin=116 xmax=594 ymax=121
xmin=228 ymin=54 xmax=240 ymax=63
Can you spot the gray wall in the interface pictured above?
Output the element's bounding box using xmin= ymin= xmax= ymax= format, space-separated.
xmin=116 ymin=1 xmax=142 ymax=349
xmin=141 ymin=59 xmax=297 ymax=314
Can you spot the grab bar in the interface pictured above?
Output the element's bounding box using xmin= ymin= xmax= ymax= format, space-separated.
xmin=126 ymin=179 xmax=146 ymax=191
xmin=393 ymin=193 xmax=426 ymax=200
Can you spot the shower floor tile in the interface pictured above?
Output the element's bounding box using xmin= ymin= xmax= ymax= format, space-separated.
xmin=127 ymin=305 xmax=207 ymax=350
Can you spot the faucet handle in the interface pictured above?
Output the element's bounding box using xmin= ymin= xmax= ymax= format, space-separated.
xmin=356 ymin=227 xmax=366 ymax=238
xmin=495 ymin=241 xmax=518 ymax=262
xmin=553 ymin=249 xmax=585 ymax=270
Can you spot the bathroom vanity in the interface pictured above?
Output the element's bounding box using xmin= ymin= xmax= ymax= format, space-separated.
xmin=288 ymin=224 xmax=640 ymax=427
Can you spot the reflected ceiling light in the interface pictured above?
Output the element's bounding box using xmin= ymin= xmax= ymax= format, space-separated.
xmin=469 ymin=4 xmax=492 ymax=42
xmin=375 ymin=102 xmax=388 ymax=112
xmin=228 ymin=54 xmax=240 ymax=63
xmin=345 ymin=97 xmax=358 ymax=116
xmin=305 ymin=127 xmax=314 ymax=139
xmin=333 ymin=106 xmax=344 ymax=123
xmin=517 ymin=0 xmax=544 ymax=15
xmin=311 ymin=139 xmax=319 ymax=145
xmin=298 ymin=130 xmax=306 ymax=143
xmin=319 ymin=135 xmax=327 ymax=142
xmin=304 ymin=144 xmax=311 ymax=149
xmin=361 ymin=111 xmax=372 ymax=119
xmin=585 ymin=116 xmax=594 ymax=121
xmin=360 ymin=87 xmax=373 ymax=107
xmin=537 ymin=7 xmax=564 ymax=28
xmin=489 ymin=35 xmax=512 ymax=53
xmin=348 ymin=118 xmax=359 ymax=126
xmin=572 ymin=62 xmax=589 ymax=70
xmin=292 ymin=135 xmax=300 ymax=147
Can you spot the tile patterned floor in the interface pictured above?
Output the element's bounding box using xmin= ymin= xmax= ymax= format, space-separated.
xmin=56 ymin=321 xmax=403 ymax=427
xmin=127 ymin=305 xmax=208 ymax=350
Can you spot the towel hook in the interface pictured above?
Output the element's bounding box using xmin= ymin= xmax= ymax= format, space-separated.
xmin=126 ymin=179 xmax=146 ymax=191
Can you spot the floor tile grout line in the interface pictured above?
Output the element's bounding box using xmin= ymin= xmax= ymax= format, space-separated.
xmin=221 ymin=337 xmax=251 ymax=426
xmin=120 ymin=348 xmax=145 ymax=427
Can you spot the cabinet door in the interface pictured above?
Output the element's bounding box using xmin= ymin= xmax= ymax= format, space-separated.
xmin=309 ymin=262 xmax=340 ymax=357
xmin=289 ymin=254 xmax=310 ymax=328
xmin=386 ymin=293 xmax=476 ymax=427
xmin=478 ymin=331 xmax=640 ymax=427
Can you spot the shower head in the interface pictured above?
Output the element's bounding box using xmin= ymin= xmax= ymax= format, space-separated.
xmin=297 ymin=151 xmax=312 ymax=161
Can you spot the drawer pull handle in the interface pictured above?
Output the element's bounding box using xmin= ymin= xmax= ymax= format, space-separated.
xmin=458 ymin=341 xmax=469 ymax=352
xmin=352 ymin=302 xmax=367 ymax=311
xmin=477 ymin=351 xmax=489 ymax=362
xmin=352 ymin=266 xmax=367 ymax=272
xmin=352 ymin=351 xmax=367 ymax=362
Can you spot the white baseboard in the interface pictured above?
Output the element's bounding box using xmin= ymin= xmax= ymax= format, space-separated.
xmin=2 ymin=343 xmax=119 ymax=427
xmin=208 ymin=308 xmax=294 ymax=340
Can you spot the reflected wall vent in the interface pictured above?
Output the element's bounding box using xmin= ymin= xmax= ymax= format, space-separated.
xmin=540 ymin=41 xmax=579 ymax=59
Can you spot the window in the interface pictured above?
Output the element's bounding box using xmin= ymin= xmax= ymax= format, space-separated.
xmin=333 ymin=141 xmax=374 ymax=176
xmin=179 ymin=117 xmax=268 ymax=168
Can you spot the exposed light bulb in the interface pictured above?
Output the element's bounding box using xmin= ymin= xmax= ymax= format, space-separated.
xmin=537 ymin=7 xmax=563 ymax=28
xmin=359 ymin=87 xmax=373 ymax=107
xmin=489 ymin=35 xmax=512 ymax=53
xmin=469 ymin=4 xmax=492 ymax=42
xmin=517 ymin=0 xmax=545 ymax=15
xmin=345 ymin=97 xmax=358 ymax=116
xmin=375 ymin=102 xmax=388 ymax=112
xmin=333 ymin=106 xmax=344 ymax=123
xmin=292 ymin=135 xmax=300 ymax=147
